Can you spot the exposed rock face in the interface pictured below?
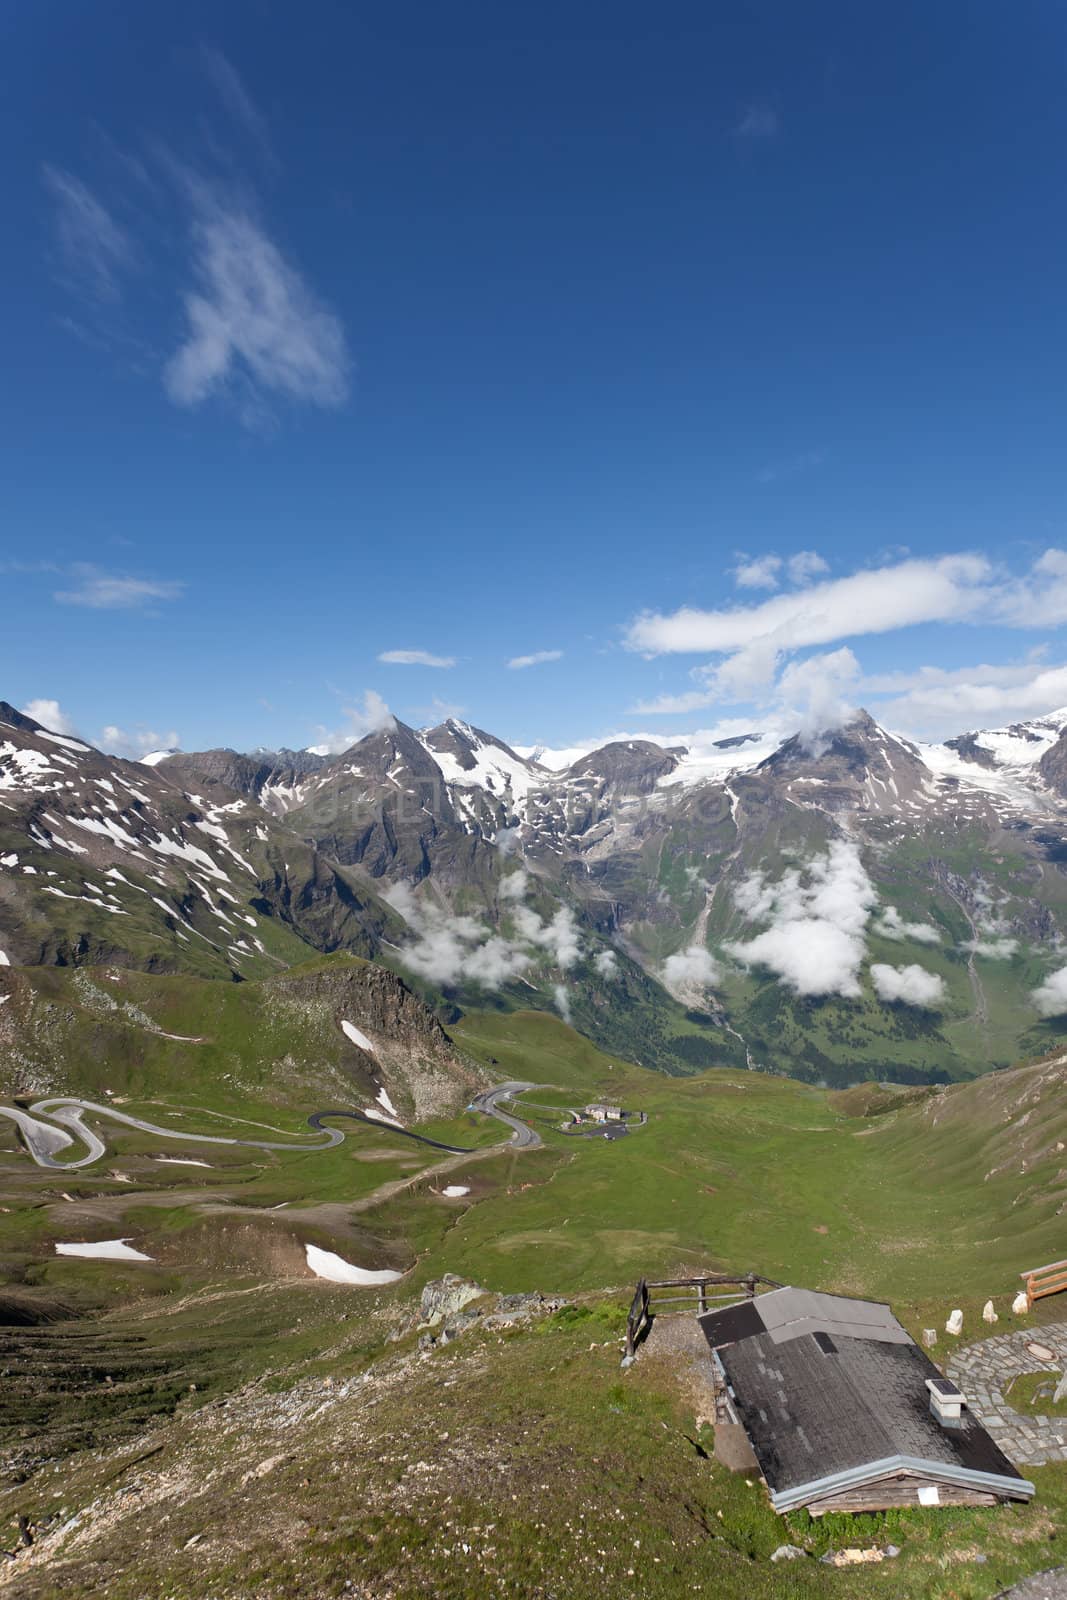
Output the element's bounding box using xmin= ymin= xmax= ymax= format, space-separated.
xmin=270 ymin=962 xmax=489 ymax=1118
xmin=286 ymin=723 xmax=499 ymax=888
xmin=945 ymin=733 xmax=998 ymax=770
xmin=420 ymin=720 xmax=536 ymax=781
xmin=157 ymin=748 xmax=328 ymax=813
xmin=419 ymin=1274 xmax=485 ymax=1326
xmin=1039 ymin=729 xmax=1067 ymax=798
xmin=567 ymin=741 xmax=680 ymax=797
xmin=0 ymin=704 xmax=394 ymax=978
xmin=274 ymin=961 xmax=454 ymax=1056
xmin=752 ymin=711 xmax=929 ymax=815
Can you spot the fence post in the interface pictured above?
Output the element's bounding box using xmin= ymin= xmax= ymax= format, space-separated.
xmin=698 ymin=1279 xmax=707 ymax=1314
xmin=745 ymin=1271 xmax=756 ymax=1299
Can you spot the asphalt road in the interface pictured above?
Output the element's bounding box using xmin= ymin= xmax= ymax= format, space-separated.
xmin=0 ymin=1096 xmax=344 ymax=1171
xmin=0 ymin=1082 xmax=542 ymax=1170
xmin=467 ymin=1082 xmax=542 ymax=1148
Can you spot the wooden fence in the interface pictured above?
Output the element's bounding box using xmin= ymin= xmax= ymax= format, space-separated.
xmin=624 ymin=1271 xmax=783 ymax=1359
xmin=1020 ymin=1258 xmax=1067 ymax=1310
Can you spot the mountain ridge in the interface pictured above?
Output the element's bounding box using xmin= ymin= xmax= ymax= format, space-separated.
xmin=6 ymin=696 xmax=1067 ymax=1085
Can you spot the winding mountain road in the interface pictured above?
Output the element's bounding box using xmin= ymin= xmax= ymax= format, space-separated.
xmin=0 ymin=1080 xmax=543 ymax=1171
xmin=467 ymin=1082 xmax=542 ymax=1148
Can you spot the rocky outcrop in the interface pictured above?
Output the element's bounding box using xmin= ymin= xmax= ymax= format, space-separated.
xmin=567 ymin=741 xmax=680 ymax=797
xmin=1039 ymin=729 xmax=1067 ymax=798
xmin=413 ymin=1277 xmax=569 ymax=1352
xmin=270 ymin=960 xmax=489 ymax=1118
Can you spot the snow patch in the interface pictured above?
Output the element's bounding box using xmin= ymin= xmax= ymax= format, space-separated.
xmin=341 ymin=1019 xmax=375 ymax=1052
xmin=55 ymin=1239 xmax=154 ymax=1261
xmin=304 ymin=1243 xmax=403 ymax=1285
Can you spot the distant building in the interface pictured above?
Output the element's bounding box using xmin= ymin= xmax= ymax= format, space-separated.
xmin=700 ymin=1287 xmax=1034 ymax=1516
xmin=584 ymin=1102 xmax=622 ymax=1123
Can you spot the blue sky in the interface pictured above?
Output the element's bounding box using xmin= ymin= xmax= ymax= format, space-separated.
xmin=5 ymin=2 xmax=1067 ymax=756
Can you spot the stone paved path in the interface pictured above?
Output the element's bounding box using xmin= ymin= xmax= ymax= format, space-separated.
xmin=947 ymin=1322 xmax=1067 ymax=1467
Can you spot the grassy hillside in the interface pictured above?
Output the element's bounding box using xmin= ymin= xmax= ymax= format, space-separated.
xmin=6 ymin=1007 xmax=1067 ymax=1594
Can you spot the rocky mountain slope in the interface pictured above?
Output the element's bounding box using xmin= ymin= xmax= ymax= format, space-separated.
xmin=0 ymin=702 xmax=397 ymax=980
xmin=7 ymin=696 xmax=1067 ymax=1084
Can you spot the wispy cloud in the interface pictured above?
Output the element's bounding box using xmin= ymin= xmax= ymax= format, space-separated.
xmin=627 ymin=554 xmax=995 ymax=658
xmin=507 ymin=649 xmax=563 ymax=670
xmin=200 ymin=45 xmax=276 ymax=168
xmin=730 ymin=550 xmax=828 ymax=592
xmin=735 ymin=103 xmax=778 ymax=139
xmin=787 ymin=550 xmax=829 ymax=585
xmin=42 ymin=165 xmax=132 ymax=302
xmin=100 ymin=723 xmax=180 ymax=759
xmin=53 ymin=566 xmax=184 ymax=610
xmin=310 ymin=690 xmax=394 ymax=755
xmin=164 ymin=199 xmax=349 ymax=423
xmin=44 ymin=51 xmax=348 ymax=432
xmin=862 ymin=656 xmax=1067 ymax=734
xmin=377 ymin=649 xmax=456 ymax=668
xmin=732 ymin=555 xmax=781 ymax=590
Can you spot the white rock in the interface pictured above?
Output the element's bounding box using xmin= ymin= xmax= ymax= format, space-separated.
xmin=982 ymin=1299 xmax=998 ymax=1324
xmin=1012 ymin=1291 xmax=1030 ymax=1315
xmin=922 ymin=1328 xmax=937 ymax=1347
xmin=945 ymin=1308 xmax=963 ymax=1335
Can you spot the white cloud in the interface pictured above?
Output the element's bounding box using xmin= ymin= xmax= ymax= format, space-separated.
xmin=725 ymin=840 xmax=876 ymax=998
xmin=1033 ymin=966 xmax=1067 ymax=1017
xmin=511 ymin=904 xmax=583 ymax=969
xmin=735 ymin=104 xmax=778 ymax=138
xmin=623 ymin=549 xmax=1067 ymax=739
xmin=53 ymin=567 xmax=184 ymax=610
xmin=873 ymin=906 xmax=941 ymax=945
xmin=100 ymin=724 xmax=180 ymax=759
xmin=310 ymin=690 xmax=394 ymax=755
xmin=384 ymin=882 xmax=584 ymax=991
xmin=552 ymin=983 xmax=573 ymax=1023
xmin=776 ymin=648 xmax=861 ymax=739
xmin=733 ymin=555 xmax=781 ymax=590
xmin=870 ymin=963 xmax=945 ymax=1007
xmin=594 ymin=949 xmax=619 ymax=978
xmin=164 ymin=203 xmax=349 ymax=422
xmin=964 ymin=937 xmax=1018 ymax=960
xmin=498 ymin=869 xmax=529 ymax=901
xmin=627 ymin=554 xmax=993 ymax=657
xmin=869 ymin=658 xmax=1067 ymax=739
xmin=377 ymin=650 xmax=456 ymax=668
xmin=22 ymin=699 xmax=79 ymax=737
xmin=662 ymin=944 xmax=720 ymax=994
xmin=42 ymin=165 xmax=131 ymax=301
xmin=507 ymin=650 xmax=563 ymax=670
xmin=787 ymin=550 xmax=829 ymax=586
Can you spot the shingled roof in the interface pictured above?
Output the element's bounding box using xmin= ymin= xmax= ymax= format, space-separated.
xmin=699 ymin=1287 xmax=1033 ymax=1513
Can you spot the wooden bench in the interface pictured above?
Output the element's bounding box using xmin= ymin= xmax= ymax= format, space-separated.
xmin=1020 ymin=1258 xmax=1067 ymax=1310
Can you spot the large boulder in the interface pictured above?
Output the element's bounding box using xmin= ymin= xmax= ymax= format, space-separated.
xmin=419 ymin=1274 xmax=485 ymax=1327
